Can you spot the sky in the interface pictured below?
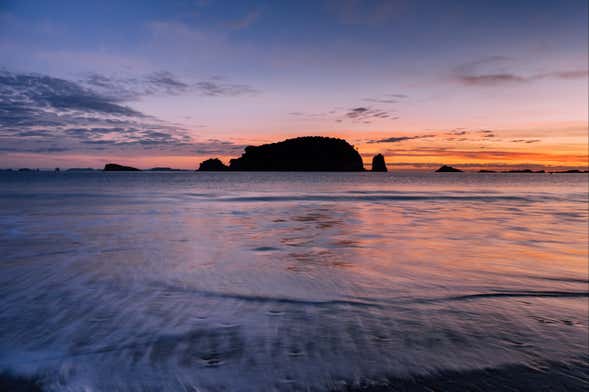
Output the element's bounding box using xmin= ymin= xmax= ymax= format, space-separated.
xmin=0 ymin=0 xmax=587 ymax=170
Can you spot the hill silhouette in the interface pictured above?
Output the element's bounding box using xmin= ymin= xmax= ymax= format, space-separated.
xmin=227 ymin=136 xmax=364 ymax=171
xmin=103 ymin=163 xmax=140 ymax=171
xmin=435 ymin=165 xmax=463 ymax=172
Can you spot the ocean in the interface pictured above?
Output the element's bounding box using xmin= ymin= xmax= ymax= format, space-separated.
xmin=0 ymin=171 xmax=587 ymax=391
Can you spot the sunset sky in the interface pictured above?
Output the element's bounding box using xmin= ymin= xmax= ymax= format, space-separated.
xmin=0 ymin=0 xmax=587 ymax=170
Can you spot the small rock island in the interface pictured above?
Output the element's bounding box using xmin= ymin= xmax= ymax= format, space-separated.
xmin=371 ymin=154 xmax=387 ymax=172
xmin=200 ymin=136 xmax=365 ymax=171
xmin=103 ymin=163 xmax=141 ymax=171
xmin=199 ymin=158 xmax=229 ymax=171
xmin=435 ymin=165 xmax=463 ymax=172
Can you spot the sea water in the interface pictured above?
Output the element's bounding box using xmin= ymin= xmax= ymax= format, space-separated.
xmin=0 ymin=172 xmax=587 ymax=391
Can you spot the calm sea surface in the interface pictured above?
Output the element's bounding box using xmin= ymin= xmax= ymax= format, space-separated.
xmin=0 ymin=172 xmax=587 ymax=391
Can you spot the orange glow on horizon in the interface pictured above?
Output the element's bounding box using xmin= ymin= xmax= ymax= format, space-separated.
xmin=3 ymin=122 xmax=587 ymax=171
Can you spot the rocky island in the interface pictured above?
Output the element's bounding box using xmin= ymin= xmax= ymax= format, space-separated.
xmin=200 ymin=136 xmax=365 ymax=171
xmin=103 ymin=163 xmax=141 ymax=171
xmin=435 ymin=165 xmax=463 ymax=172
xmin=199 ymin=158 xmax=229 ymax=171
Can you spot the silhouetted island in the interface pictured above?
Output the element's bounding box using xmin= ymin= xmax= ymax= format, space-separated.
xmin=66 ymin=168 xmax=96 ymax=172
xmin=103 ymin=163 xmax=141 ymax=171
xmin=371 ymin=154 xmax=387 ymax=172
xmin=148 ymin=167 xmax=184 ymax=171
xmin=200 ymin=136 xmax=365 ymax=171
xmin=549 ymin=169 xmax=588 ymax=174
xmin=504 ymin=169 xmax=545 ymax=173
xmin=435 ymin=165 xmax=463 ymax=172
xmin=199 ymin=158 xmax=229 ymax=171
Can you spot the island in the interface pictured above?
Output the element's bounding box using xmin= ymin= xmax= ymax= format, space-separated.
xmin=198 ymin=158 xmax=229 ymax=171
xmin=371 ymin=154 xmax=387 ymax=172
xmin=66 ymin=168 xmax=96 ymax=172
xmin=435 ymin=165 xmax=463 ymax=172
xmin=549 ymin=169 xmax=588 ymax=174
xmin=504 ymin=169 xmax=545 ymax=173
xmin=103 ymin=163 xmax=141 ymax=171
xmin=147 ymin=167 xmax=184 ymax=171
xmin=199 ymin=136 xmax=365 ymax=171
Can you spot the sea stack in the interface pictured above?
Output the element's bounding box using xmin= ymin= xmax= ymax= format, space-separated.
xmin=198 ymin=158 xmax=229 ymax=171
xmin=435 ymin=165 xmax=463 ymax=172
xmin=371 ymin=154 xmax=387 ymax=172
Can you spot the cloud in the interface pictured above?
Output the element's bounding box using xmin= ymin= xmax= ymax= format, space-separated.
xmin=367 ymin=134 xmax=436 ymax=143
xmin=380 ymin=147 xmax=587 ymax=165
xmin=191 ymin=140 xmax=247 ymax=155
xmin=363 ymin=98 xmax=399 ymax=104
xmin=459 ymin=74 xmax=526 ymax=86
xmin=454 ymin=56 xmax=588 ymax=86
xmin=0 ymin=71 xmax=255 ymax=159
xmin=363 ymin=93 xmax=408 ymax=104
xmin=533 ymin=70 xmax=589 ymax=80
xmin=0 ymin=71 xmax=143 ymax=118
xmin=145 ymin=71 xmax=190 ymax=94
xmin=82 ymin=72 xmax=257 ymax=99
xmin=387 ymin=94 xmax=408 ymax=99
xmin=17 ymin=130 xmax=53 ymax=137
xmin=511 ymin=139 xmax=541 ymax=144
xmin=344 ymin=107 xmax=395 ymax=122
xmin=195 ymin=80 xmax=258 ymax=97
xmin=0 ymin=146 xmax=72 ymax=153
xmin=288 ymin=105 xmax=397 ymax=124
xmin=0 ymin=71 xmax=183 ymax=154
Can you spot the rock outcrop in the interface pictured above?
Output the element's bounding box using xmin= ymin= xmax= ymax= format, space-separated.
xmin=371 ymin=154 xmax=387 ymax=172
xmin=198 ymin=158 xmax=229 ymax=171
xmin=435 ymin=165 xmax=463 ymax=172
xmin=228 ymin=137 xmax=364 ymax=171
xmin=103 ymin=163 xmax=141 ymax=171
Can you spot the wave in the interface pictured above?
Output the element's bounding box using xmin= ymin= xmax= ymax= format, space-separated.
xmin=212 ymin=194 xmax=535 ymax=203
xmin=1 ymin=189 xmax=581 ymax=205
xmin=153 ymin=283 xmax=588 ymax=310
xmin=439 ymin=290 xmax=589 ymax=302
xmin=152 ymin=282 xmax=382 ymax=308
